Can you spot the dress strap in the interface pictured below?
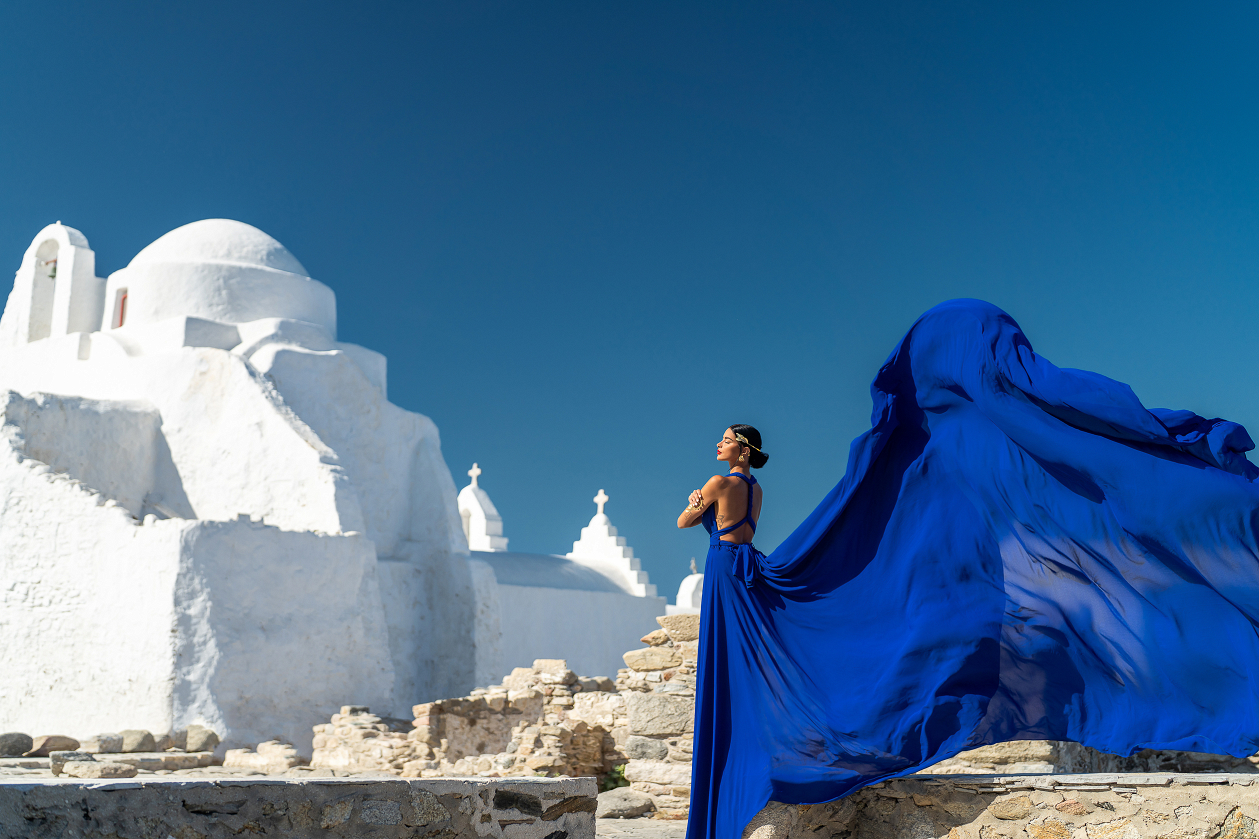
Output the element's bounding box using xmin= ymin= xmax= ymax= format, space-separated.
xmin=712 ymin=472 xmax=758 ymax=537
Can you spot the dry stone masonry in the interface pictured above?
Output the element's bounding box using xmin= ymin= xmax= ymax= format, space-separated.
xmin=0 ymin=775 xmax=597 ymax=839
xmin=756 ymin=773 xmax=1259 ymax=839
xmin=306 ymin=614 xmax=700 ymax=818
xmin=312 ymin=660 xmax=627 ymax=780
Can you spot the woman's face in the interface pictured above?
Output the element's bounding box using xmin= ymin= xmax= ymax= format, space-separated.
xmin=717 ymin=428 xmax=745 ymax=464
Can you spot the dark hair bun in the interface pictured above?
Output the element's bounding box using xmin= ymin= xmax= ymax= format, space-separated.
xmin=730 ymin=423 xmax=768 ymax=469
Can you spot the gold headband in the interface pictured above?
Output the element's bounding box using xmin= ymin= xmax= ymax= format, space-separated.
xmin=734 ymin=433 xmax=762 ymax=453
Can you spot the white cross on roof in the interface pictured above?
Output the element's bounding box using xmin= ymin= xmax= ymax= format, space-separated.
xmin=468 ymin=463 xmax=482 ymax=487
xmin=593 ymin=488 xmax=609 ymax=515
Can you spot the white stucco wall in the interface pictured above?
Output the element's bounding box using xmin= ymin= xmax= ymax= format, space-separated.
xmin=171 ymin=521 xmax=393 ymax=753
xmin=0 ymin=389 xmax=395 ymax=753
xmin=493 ymin=584 xmax=664 ymax=680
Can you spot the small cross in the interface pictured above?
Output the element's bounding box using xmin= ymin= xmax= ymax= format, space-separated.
xmin=593 ymin=488 xmax=609 ymax=515
xmin=468 ymin=463 xmax=482 ymax=487
xmin=690 ymin=558 xmax=698 ymax=575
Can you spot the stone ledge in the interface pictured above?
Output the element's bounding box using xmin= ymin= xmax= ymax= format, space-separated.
xmin=0 ymin=775 xmax=597 ymax=838
xmin=763 ymin=773 xmax=1259 ymax=839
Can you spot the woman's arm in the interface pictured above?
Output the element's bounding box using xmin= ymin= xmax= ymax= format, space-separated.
xmin=677 ymin=476 xmax=723 ymax=529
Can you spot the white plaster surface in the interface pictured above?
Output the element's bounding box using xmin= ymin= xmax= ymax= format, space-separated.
xmin=567 ymin=491 xmax=657 ymax=597
xmin=458 ymin=464 xmax=509 ymax=552
xmin=666 ymin=574 xmax=703 ymax=615
xmin=472 ymin=550 xmax=666 ymax=680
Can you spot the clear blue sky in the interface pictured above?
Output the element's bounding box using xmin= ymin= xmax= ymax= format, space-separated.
xmin=2 ymin=3 xmax=1257 ymax=599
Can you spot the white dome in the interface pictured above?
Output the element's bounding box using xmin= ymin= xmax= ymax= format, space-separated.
xmin=106 ymin=219 xmax=335 ymax=335
xmin=129 ymin=219 xmax=308 ymax=276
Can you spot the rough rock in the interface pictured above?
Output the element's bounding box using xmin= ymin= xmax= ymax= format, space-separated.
xmin=1057 ymin=799 xmax=1095 ymax=815
xmin=743 ymin=801 xmax=799 ymax=839
xmin=990 ymin=795 xmax=1034 ymax=820
xmin=62 ymin=760 xmax=139 ymax=779
xmin=657 ymin=613 xmax=701 ymax=642
xmin=166 ymin=728 xmax=188 ymax=750
xmin=597 ymin=787 xmax=655 ymax=818
xmin=79 ymin=733 xmax=123 ymax=754
xmin=0 ymin=733 xmax=32 ymax=757
xmin=49 ymin=750 xmax=98 ymax=775
xmin=623 ymin=646 xmax=682 ymax=671
xmin=152 ymin=733 xmax=174 ymax=751
xmin=185 ymin=724 xmax=220 ymax=753
xmin=1028 ymin=821 xmax=1073 ymax=839
xmin=533 ymin=658 xmax=579 ymax=685
xmin=624 ymin=735 xmax=670 ymax=761
xmin=625 ymin=692 xmax=694 ymax=736
xmin=24 ymin=735 xmax=80 ymax=756
xmin=120 ymin=729 xmax=157 ymax=753
xmin=640 ymin=629 xmax=671 ymax=646
xmin=624 ymin=759 xmax=693 ymax=786
xmin=225 ymin=740 xmax=309 ymax=773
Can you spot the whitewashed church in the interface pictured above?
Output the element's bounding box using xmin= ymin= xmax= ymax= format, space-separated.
xmin=0 ymin=220 xmax=701 ymax=752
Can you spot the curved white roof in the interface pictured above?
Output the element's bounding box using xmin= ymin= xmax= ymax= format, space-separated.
xmin=129 ymin=219 xmax=308 ymax=276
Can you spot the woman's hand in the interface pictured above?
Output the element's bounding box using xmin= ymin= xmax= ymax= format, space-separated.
xmin=679 ymin=489 xmax=707 ymax=528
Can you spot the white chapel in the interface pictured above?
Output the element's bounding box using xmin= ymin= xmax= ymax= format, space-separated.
xmin=0 ymin=219 xmax=668 ymax=753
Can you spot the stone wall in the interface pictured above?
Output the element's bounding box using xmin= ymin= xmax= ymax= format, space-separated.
xmin=616 ymin=614 xmax=698 ymax=819
xmin=308 ymin=612 xmax=702 ymax=820
xmin=311 ymin=659 xmax=627 ymax=780
xmin=749 ymin=773 xmax=1259 ymax=839
xmin=931 ymin=742 xmax=1258 ymax=776
xmin=0 ymin=775 xmax=596 ymax=839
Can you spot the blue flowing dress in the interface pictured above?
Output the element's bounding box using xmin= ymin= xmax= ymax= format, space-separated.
xmin=687 ymin=299 xmax=1259 ymax=839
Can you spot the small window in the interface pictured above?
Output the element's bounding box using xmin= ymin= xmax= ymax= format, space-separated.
xmin=111 ymin=288 xmax=128 ymax=329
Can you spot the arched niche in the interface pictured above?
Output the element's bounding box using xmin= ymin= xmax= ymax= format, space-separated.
xmin=28 ymin=239 xmax=58 ymax=342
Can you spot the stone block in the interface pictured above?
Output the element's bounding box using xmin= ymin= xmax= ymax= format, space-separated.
xmin=80 ymin=733 xmax=124 ymax=754
xmin=597 ymin=787 xmax=655 ymax=818
xmin=49 ymin=750 xmax=97 ymax=775
xmin=623 ymin=646 xmax=682 ymax=671
xmin=107 ymin=751 xmax=218 ymax=771
xmin=625 ymin=692 xmax=694 ymax=736
xmin=657 ymin=613 xmax=700 ymax=642
xmin=625 ymin=735 xmax=670 ymax=761
xmin=624 ymin=759 xmax=693 ymax=786
xmin=641 ymin=629 xmax=671 ymax=646
xmin=742 ymin=801 xmax=798 ymax=839
xmin=225 ymin=740 xmax=309 ymax=773
xmin=120 ymin=729 xmax=157 ymax=753
xmin=185 ymin=724 xmax=220 ymax=752
xmin=989 ymin=794 xmax=1033 ymax=820
xmin=0 ymin=733 xmax=32 ymax=757
xmin=24 ymin=735 xmax=79 ymax=756
xmin=166 ymin=728 xmax=188 ymax=750
xmin=62 ymin=760 xmax=138 ymax=779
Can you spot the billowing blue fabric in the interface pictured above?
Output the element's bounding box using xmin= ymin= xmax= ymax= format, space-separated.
xmin=688 ymin=299 xmax=1259 ymax=839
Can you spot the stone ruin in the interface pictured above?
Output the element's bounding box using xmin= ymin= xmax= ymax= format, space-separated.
xmin=307 ymin=612 xmax=700 ymax=818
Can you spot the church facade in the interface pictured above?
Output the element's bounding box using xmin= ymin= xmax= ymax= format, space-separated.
xmin=0 ymin=220 xmax=666 ymax=752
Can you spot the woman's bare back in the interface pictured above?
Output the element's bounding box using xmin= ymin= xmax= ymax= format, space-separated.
xmin=708 ymin=474 xmax=762 ymax=543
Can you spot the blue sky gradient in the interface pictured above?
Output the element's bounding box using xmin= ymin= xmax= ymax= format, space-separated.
xmin=2 ymin=2 xmax=1257 ymax=598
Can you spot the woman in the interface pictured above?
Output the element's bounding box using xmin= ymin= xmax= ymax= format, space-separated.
xmin=681 ymin=299 xmax=1259 ymax=839
xmin=676 ymin=424 xmax=767 ymax=545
